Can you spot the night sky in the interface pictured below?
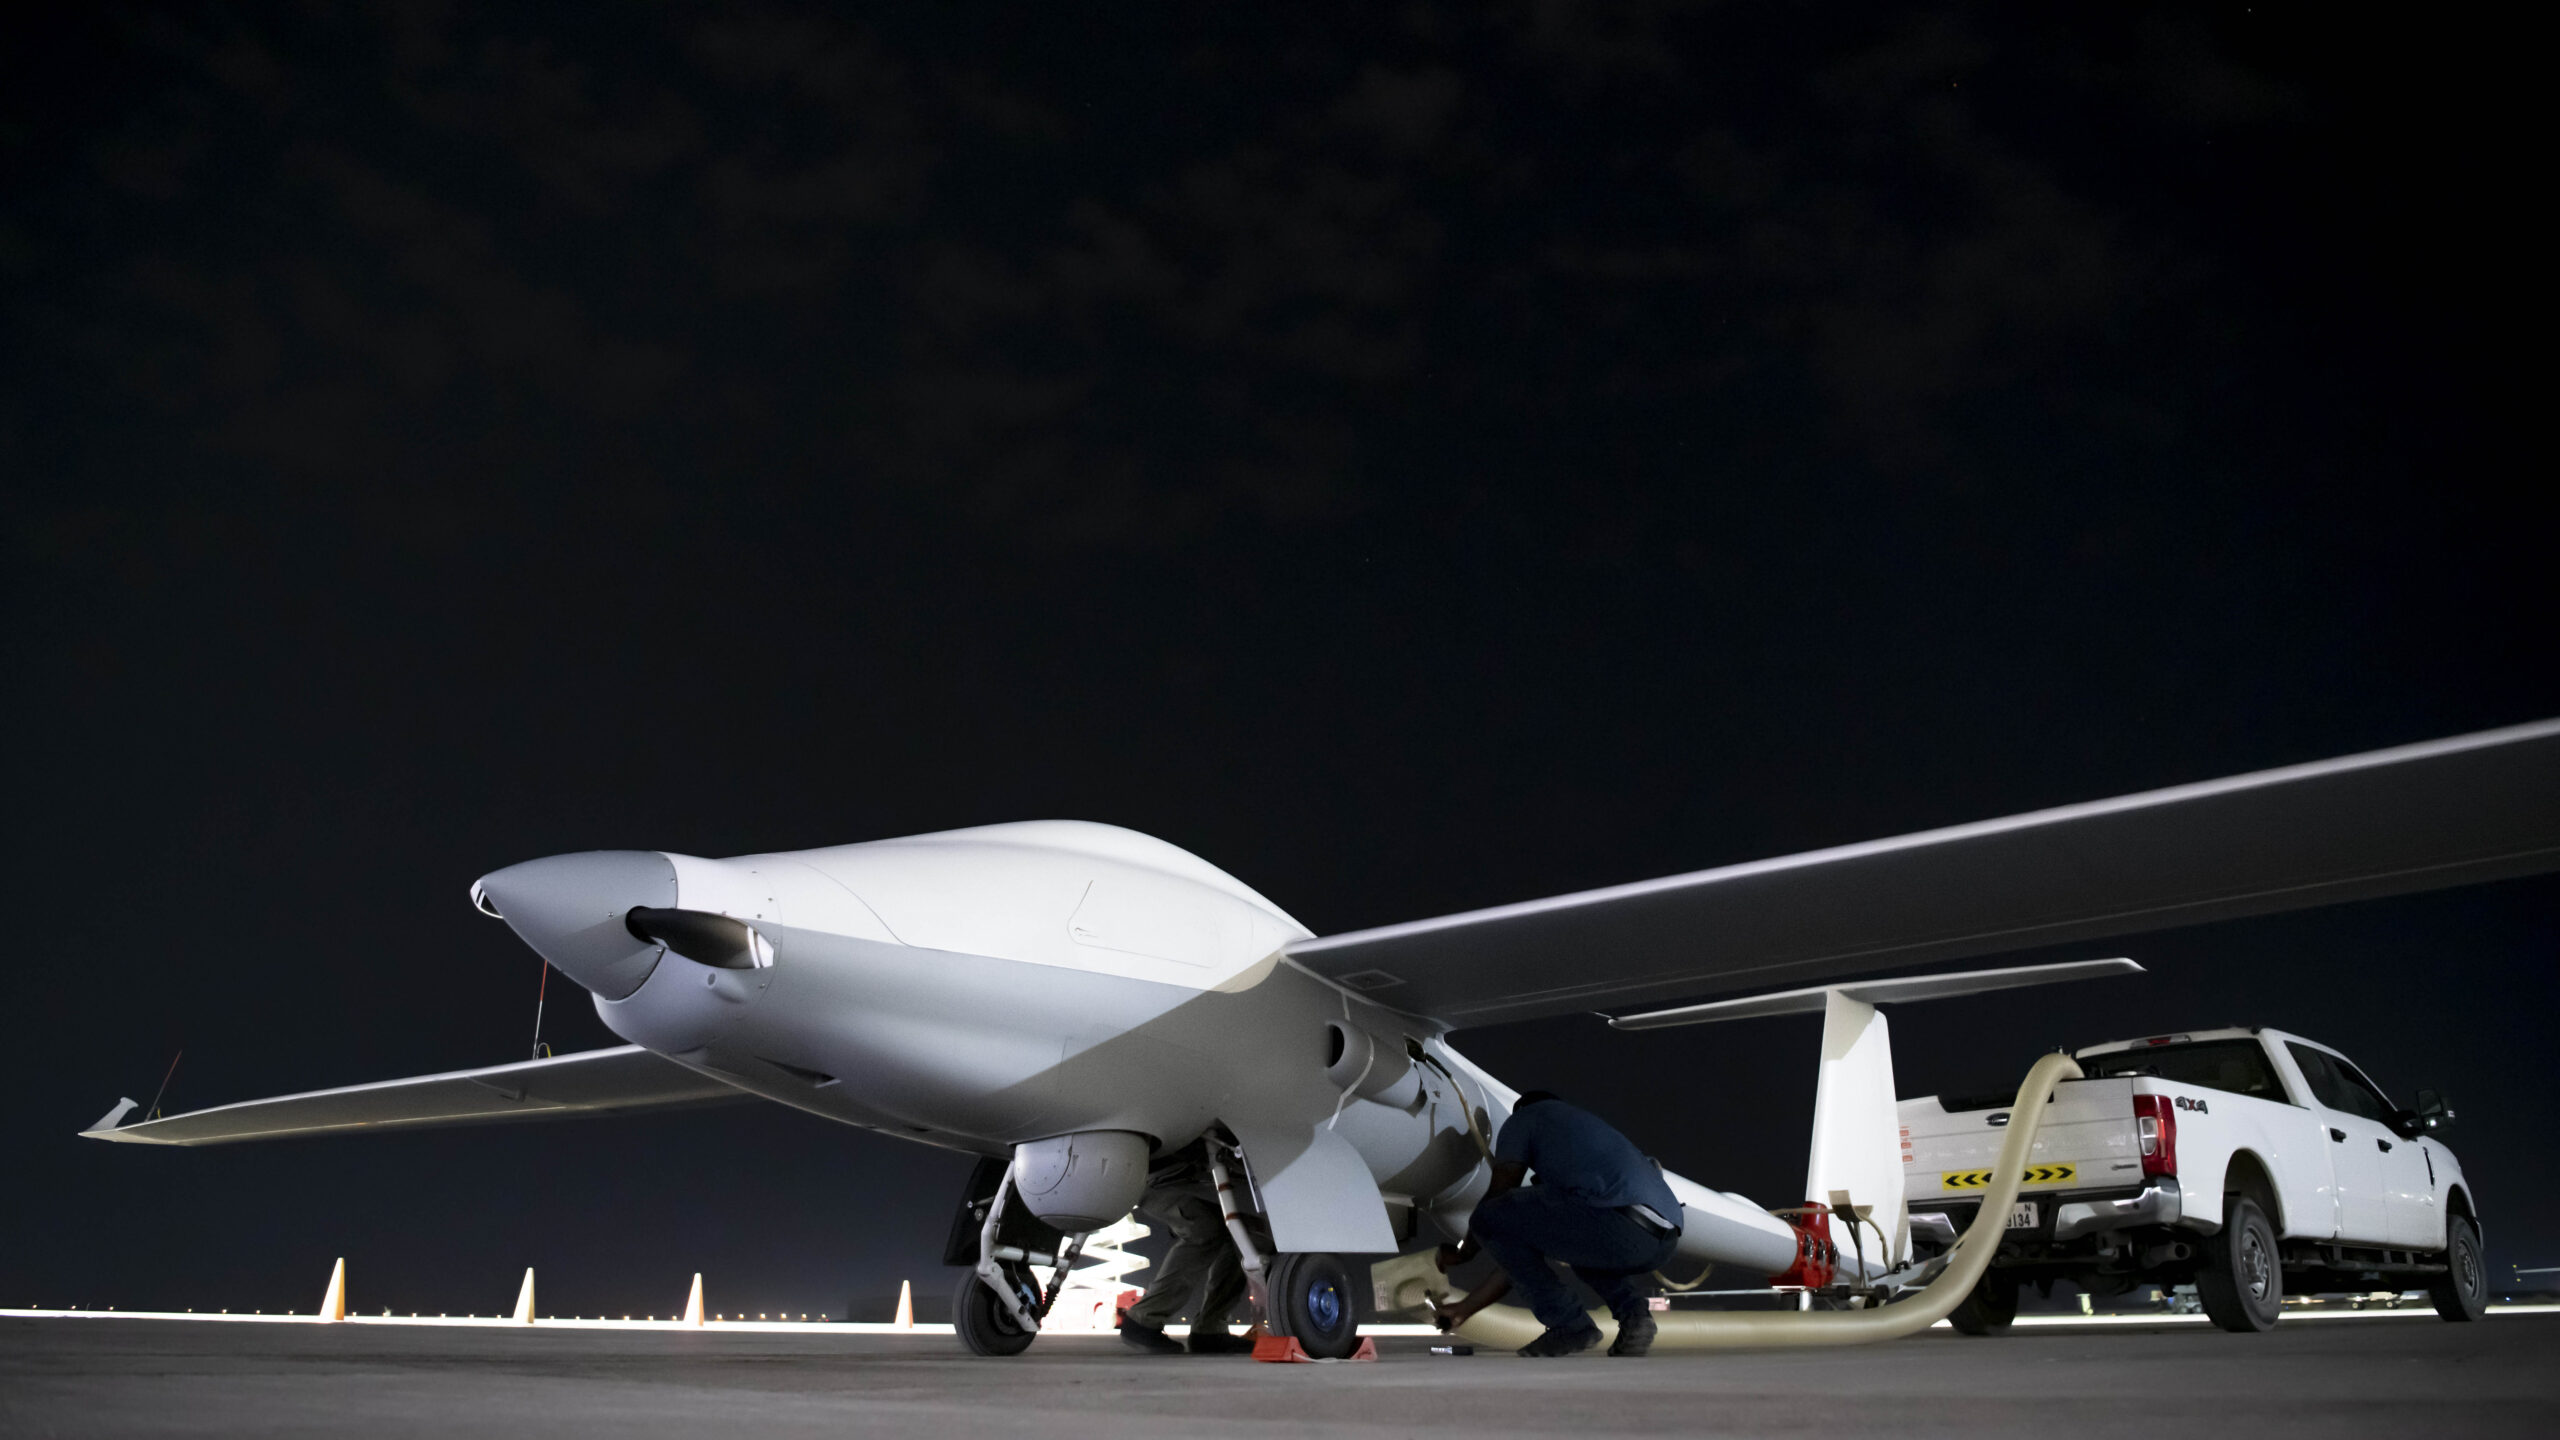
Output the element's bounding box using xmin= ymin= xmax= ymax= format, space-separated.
xmin=7 ymin=5 xmax=2552 ymax=1323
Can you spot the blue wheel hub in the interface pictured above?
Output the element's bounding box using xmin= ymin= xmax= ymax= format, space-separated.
xmin=1304 ymin=1277 xmax=1342 ymax=1332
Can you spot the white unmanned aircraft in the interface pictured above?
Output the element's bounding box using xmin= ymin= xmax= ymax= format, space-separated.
xmin=86 ymin=720 xmax=2560 ymax=1355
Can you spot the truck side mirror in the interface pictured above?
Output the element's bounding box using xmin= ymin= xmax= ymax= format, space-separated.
xmin=2414 ymin=1088 xmax=2455 ymax=1131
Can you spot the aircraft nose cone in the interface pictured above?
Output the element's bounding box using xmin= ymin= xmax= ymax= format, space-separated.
xmin=474 ymin=850 xmax=678 ymax=1000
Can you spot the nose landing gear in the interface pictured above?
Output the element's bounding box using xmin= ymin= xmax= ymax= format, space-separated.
xmin=953 ymin=1268 xmax=1038 ymax=1357
xmin=944 ymin=1155 xmax=1088 ymax=1356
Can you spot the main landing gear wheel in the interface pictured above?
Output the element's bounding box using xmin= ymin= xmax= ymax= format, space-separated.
xmin=1266 ymin=1252 xmax=1363 ymax=1359
xmin=2196 ymin=1195 xmax=2283 ymax=1333
xmin=953 ymin=1272 xmax=1036 ymax=1356
xmin=2430 ymin=1215 xmax=2488 ymax=1322
xmin=1946 ymin=1270 xmax=2019 ymax=1336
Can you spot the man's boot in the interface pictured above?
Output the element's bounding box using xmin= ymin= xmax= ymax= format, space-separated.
xmin=1517 ymin=1318 xmax=1602 ymax=1357
xmin=1608 ymin=1305 xmax=1657 ymax=1357
xmin=1117 ymin=1308 xmax=1186 ymax=1355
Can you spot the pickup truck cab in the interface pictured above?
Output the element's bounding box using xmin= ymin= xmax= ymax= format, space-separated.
xmin=1899 ymin=1027 xmax=2485 ymax=1332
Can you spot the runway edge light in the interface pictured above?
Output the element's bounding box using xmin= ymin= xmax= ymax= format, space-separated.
xmin=512 ymin=1269 xmax=535 ymax=1325
xmin=317 ymin=1259 xmax=346 ymax=1323
xmin=682 ymin=1273 xmax=703 ymax=1327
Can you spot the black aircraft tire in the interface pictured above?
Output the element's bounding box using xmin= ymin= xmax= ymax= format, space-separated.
xmin=2196 ymin=1195 xmax=2284 ymax=1333
xmin=953 ymin=1271 xmax=1037 ymax=1356
xmin=2430 ymin=1215 xmax=2488 ymax=1322
xmin=1267 ymin=1253 xmax=1363 ymax=1359
xmin=1946 ymin=1271 xmax=2018 ymax=1335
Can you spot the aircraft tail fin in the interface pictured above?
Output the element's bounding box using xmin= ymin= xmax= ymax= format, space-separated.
xmin=1616 ymin=958 xmax=2146 ymax=1275
xmin=1803 ymin=989 xmax=1906 ymax=1275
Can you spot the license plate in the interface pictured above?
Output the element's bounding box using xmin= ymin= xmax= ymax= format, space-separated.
xmin=2006 ymin=1201 xmax=2038 ymax=1230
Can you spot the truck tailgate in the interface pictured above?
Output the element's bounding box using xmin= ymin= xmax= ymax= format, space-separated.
xmin=1901 ymin=1077 xmax=2143 ymax=1206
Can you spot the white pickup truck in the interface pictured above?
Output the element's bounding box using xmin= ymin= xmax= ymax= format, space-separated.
xmin=1899 ymin=1027 xmax=2484 ymax=1333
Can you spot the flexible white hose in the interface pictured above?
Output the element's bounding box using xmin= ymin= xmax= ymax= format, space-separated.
xmin=1383 ymin=1051 xmax=2086 ymax=1351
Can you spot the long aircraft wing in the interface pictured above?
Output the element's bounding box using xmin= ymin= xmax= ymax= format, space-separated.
xmin=1289 ymin=717 xmax=2560 ymax=1029
xmin=81 ymin=1045 xmax=748 ymax=1146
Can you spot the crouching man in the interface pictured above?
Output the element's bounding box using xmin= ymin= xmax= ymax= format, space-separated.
xmin=1434 ymin=1091 xmax=1681 ymax=1357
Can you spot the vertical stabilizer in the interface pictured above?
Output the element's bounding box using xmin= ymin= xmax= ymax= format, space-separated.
xmin=683 ymin=1272 xmax=704 ymax=1326
xmin=512 ymin=1268 xmax=535 ymax=1324
xmin=1803 ymin=991 xmax=1908 ymax=1274
xmin=1612 ymin=958 xmax=2142 ymax=1281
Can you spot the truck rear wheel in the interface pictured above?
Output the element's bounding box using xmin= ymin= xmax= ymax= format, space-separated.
xmin=2196 ymin=1195 xmax=2283 ymax=1332
xmin=2429 ymin=1215 xmax=2487 ymax=1322
xmin=1946 ymin=1271 xmax=2018 ymax=1335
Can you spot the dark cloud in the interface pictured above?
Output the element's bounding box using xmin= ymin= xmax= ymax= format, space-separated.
xmin=9 ymin=2 xmax=2338 ymax=554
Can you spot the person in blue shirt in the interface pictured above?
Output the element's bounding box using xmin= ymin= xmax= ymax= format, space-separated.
xmin=1433 ymin=1091 xmax=1682 ymax=1356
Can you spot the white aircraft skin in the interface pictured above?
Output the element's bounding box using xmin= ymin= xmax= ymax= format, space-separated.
xmin=471 ymin=823 xmax=1788 ymax=1271
xmin=82 ymin=718 xmax=2560 ymax=1348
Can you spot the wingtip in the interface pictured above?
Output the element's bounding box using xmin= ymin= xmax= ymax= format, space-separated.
xmin=81 ymin=1097 xmax=143 ymax=1140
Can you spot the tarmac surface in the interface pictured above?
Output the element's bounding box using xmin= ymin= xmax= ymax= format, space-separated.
xmin=4 ymin=1312 xmax=2554 ymax=1438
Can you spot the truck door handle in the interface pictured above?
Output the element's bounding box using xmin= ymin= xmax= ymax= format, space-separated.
xmin=2329 ymin=1128 xmax=2346 ymax=1142
xmin=2377 ymin=1139 xmax=2393 ymax=1153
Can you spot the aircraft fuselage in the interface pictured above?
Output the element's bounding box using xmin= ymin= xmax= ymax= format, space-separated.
xmin=474 ymin=822 xmax=1498 ymax=1244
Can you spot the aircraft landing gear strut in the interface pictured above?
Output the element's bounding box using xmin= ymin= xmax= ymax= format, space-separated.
xmin=1209 ymin=1136 xmax=1366 ymax=1359
xmin=952 ymin=1163 xmax=1087 ymax=1357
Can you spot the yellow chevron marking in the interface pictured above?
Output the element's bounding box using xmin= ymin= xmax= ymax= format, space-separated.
xmin=1940 ymin=1162 xmax=2078 ymax=1192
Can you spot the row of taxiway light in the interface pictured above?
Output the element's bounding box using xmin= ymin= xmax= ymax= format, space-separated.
xmin=15 ymin=1261 xmax=936 ymax=1331
xmin=310 ymin=1258 xmax=920 ymax=1328
xmin=15 ymin=1214 xmax=1162 ymax=1332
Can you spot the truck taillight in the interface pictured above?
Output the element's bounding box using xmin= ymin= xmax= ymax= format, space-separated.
xmin=2132 ymin=1094 xmax=2178 ymax=1179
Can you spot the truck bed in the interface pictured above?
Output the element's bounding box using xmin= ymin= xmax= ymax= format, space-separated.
xmin=1902 ymin=1077 xmax=2145 ymax=1210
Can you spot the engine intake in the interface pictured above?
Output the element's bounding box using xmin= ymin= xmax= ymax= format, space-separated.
xmin=1323 ymin=1020 xmax=1422 ymax=1106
